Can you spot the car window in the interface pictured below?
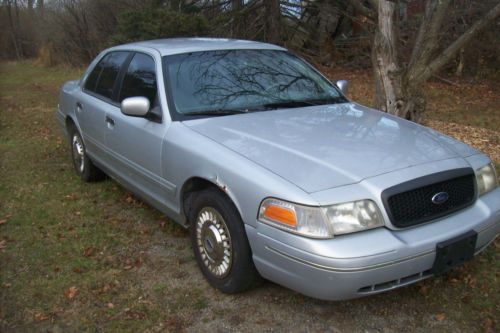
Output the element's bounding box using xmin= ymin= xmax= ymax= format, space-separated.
xmin=84 ymin=59 xmax=104 ymax=93
xmin=163 ymin=50 xmax=346 ymax=117
xmin=93 ymin=51 xmax=129 ymax=100
xmin=119 ymin=53 xmax=157 ymax=106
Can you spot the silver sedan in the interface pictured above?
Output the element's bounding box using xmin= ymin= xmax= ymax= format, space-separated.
xmin=57 ymin=38 xmax=500 ymax=300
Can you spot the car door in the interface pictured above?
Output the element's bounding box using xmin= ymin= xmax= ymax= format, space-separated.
xmin=77 ymin=51 xmax=130 ymax=165
xmin=104 ymin=52 xmax=171 ymax=208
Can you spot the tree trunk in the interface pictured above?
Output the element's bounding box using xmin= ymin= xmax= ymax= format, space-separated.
xmin=455 ymin=48 xmax=465 ymax=77
xmin=231 ymin=0 xmax=244 ymax=38
xmin=6 ymin=0 xmax=21 ymax=60
xmin=37 ymin=0 xmax=44 ymax=19
xmin=371 ymin=0 xmax=500 ymax=122
xmin=264 ymin=0 xmax=281 ymax=44
xmin=372 ymin=0 xmax=425 ymax=121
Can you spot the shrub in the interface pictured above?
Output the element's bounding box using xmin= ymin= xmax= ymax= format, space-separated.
xmin=112 ymin=9 xmax=210 ymax=44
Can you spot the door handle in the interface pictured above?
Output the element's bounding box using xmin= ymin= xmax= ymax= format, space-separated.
xmin=76 ymin=102 xmax=83 ymax=113
xmin=105 ymin=115 xmax=115 ymax=126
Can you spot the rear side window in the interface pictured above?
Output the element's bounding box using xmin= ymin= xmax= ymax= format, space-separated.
xmin=84 ymin=60 xmax=104 ymax=92
xmin=119 ymin=53 xmax=157 ymax=106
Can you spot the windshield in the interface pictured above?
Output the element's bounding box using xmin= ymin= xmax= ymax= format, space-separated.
xmin=162 ymin=49 xmax=347 ymax=117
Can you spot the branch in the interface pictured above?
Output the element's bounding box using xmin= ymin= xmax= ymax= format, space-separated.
xmin=350 ymin=0 xmax=376 ymax=20
xmin=408 ymin=0 xmax=451 ymax=80
xmin=415 ymin=1 xmax=500 ymax=85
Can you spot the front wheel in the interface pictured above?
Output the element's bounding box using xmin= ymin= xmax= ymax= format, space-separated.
xmin=190 ymin=188 xmax=260 ymax=293
xmin=69 ymin=128 xmax=105 ymax=182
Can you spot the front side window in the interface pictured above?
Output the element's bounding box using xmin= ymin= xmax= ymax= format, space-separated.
xmin=119 ymin=53 xmax=157 ymax=106
xmin=88 ymin=51 xmax=129 ymax=100
xmin=163 ymin=49 xmax=346 ymax=118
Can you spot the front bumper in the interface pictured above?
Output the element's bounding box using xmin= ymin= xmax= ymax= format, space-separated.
xmin=247 ymin=187 xmax=500 ymax=300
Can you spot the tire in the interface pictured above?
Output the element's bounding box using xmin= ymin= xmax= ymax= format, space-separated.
xmin=189 ymin=188 xmax=260 ymax=293
xmin=68 ymin=126 xmax=105 ymax=182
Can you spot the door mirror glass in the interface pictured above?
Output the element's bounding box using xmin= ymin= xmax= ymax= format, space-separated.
xmin=336 ymin=80 xmax=349 ymax=95
xmin=121 ymin=96 xmax=150 ymax=117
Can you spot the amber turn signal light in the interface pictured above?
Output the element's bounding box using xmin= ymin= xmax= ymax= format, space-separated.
xmin=262 ymin=204 xmax=297 ymax=227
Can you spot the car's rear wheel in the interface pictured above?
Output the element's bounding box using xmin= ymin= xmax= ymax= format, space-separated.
xmin=190 ymin=188 xmax=260 ymax=293
xmin=69 ymin=127 xmax=105 ymax=182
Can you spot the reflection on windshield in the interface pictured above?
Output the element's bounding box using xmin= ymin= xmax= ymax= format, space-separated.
xmin=163 ymin=50 xmax=346 ymax=116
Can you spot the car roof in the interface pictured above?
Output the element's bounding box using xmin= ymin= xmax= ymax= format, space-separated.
xmin=114 ymin=37 xmax=286 ymax=56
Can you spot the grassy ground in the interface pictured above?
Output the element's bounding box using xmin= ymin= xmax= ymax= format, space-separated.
xmin=0 ymin=61 xmax=498 ymax=332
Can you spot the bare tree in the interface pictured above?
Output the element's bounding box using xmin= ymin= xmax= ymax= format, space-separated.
xmin=358 ymin=0 xmax=500 ymax=122
xmin=4 ymin=0 xmax=22 ymax=59
xmin=265 ymin=0 xmax=281 ymax=44
xmin=231 ymin=0 xmax=244 ymax=37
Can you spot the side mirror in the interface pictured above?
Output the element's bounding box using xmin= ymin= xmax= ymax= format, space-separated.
xmin=336 ymin=80 xmax=349 ymax=95
xmin=121 ymin=97 xmax=150 ymax=117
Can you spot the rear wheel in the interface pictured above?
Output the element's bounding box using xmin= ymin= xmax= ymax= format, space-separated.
xmin=69 ymin=127 xmax=105 ymax=182
xmin=190 ymin=188 xmax=260 ymax=293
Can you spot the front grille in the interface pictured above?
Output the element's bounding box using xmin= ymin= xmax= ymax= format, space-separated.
xmin=382 ymin=168 xmax=476 ymax=228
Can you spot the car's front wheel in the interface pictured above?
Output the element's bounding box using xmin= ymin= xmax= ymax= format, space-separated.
xmin=190 ymin=188 xmax=260 ymax=293
xmin=69 ymin=128 xmax=105 ymax=182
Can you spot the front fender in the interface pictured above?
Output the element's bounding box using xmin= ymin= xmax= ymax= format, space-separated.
xmin=162 ymin=122 xmax=317 ymax=228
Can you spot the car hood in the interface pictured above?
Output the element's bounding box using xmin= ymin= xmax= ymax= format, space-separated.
xmin=183 ymin=103 xmax=478 ymax=193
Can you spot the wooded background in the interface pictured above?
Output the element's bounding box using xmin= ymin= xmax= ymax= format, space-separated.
xmin=1 ymin=0 xmax=499 ymax=121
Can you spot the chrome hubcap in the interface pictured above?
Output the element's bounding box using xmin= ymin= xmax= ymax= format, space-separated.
xmin=72 ymin=135 xmax=85 ymax=173
xmin=196 ymin=207 xmax=232 ymax=278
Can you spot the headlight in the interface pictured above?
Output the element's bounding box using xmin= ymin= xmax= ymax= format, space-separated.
xmin=322 ymin=200 xmax=384 ymax=235
xmin=475 ymin=163 xmax=498 ymax=196
xmin=258 ymin=198 xmax=384 ymax=238
xmin=258 ymin=198 xmax=332 ymax=238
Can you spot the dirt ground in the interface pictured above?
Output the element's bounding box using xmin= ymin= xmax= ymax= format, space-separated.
xmin=0 ymin=61 xmax=498 ymax=332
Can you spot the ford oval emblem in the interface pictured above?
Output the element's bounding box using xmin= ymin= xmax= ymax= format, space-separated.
xmin=431 ymin=192 xmax=449 ymax=204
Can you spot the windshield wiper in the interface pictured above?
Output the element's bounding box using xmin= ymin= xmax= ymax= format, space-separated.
xmin=262 ymin=100 xmax=316 ymax=109
xmin=262 ymin=97 xmax=347 ymax=110
xmin=185 ymin=108 xmax=251 ymax=116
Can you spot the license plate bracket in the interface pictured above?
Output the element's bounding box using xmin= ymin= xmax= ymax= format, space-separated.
xmin=432 ymin=230 xmax=477 ymax=275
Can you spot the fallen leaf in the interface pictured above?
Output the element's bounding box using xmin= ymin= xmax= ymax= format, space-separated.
xmin=483 ymin=318 xmax=494 ymax=333
xmin=461 ymin=294 xmax=472 ymax=304
xmin=435 ymin=313 xmax=446 ymax=322
xmin=64 ymin=193 xmax=79 ymax=201
xmin=65 ymin=286 xmax=78 ymax=300
xmin=123 ymin=265 xmax=133 ymax=270
xmin=134 ymin=257 xmax=142 ymax=268
xmin=125 ymin=195 xmax=135 ymax=204
xmin=35 ymin=312 xmax=49 ymax=321
xmin=0 ymin=240 xmax=6 ymax=249
xmin=95 ymin=283 xmax=115 ymax=295
xmin=125 ymin=309 xmax=146 ymax=320
xmin=0 ymin=219 xmax=7 ymax=226
xmin=418 ymin=285 xmax=429 ymax=295
xmin=83 ymin=247 xmax=94 ymax=257
xmin=465 ymin=275 xmax=476 ymax=288
xmin=73 ymin=267 xmax=84 ymax=274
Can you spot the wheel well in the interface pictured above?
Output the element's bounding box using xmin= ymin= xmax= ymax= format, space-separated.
xmin=65 ymin=116 xmax=76 ymax=132
xmin=182 ymin=177 xmax=228 ymax=224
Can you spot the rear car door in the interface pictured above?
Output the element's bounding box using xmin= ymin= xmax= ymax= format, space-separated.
xmin=104 ymin=52 xmax=170 ymax=208
xmin=77 ymin=51 xmax=130 ymax=165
